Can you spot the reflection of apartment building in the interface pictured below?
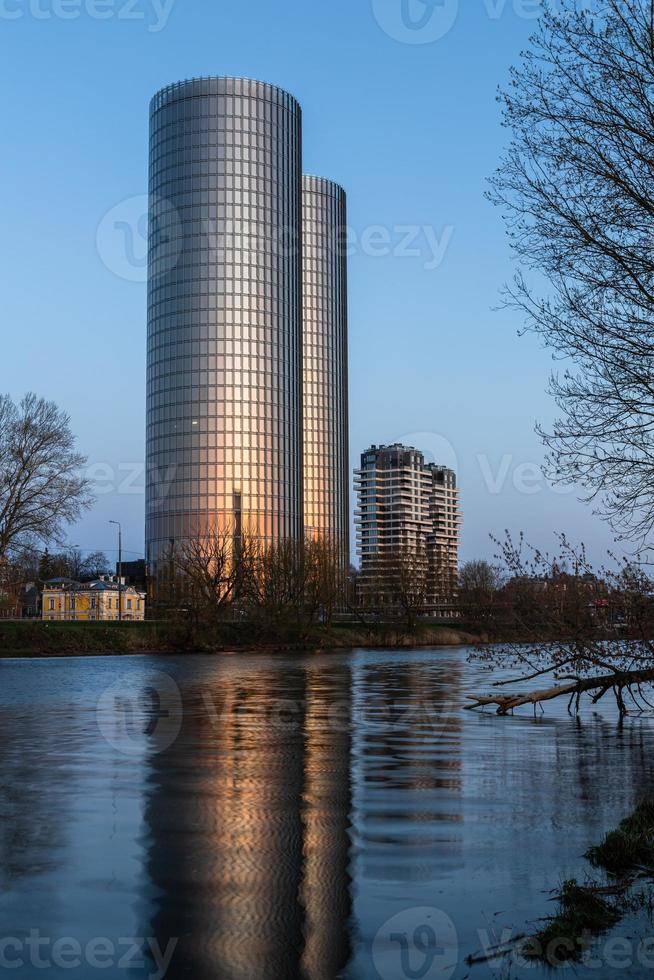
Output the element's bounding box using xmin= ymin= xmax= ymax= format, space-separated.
xmin=354 ymin=443 xmax=461 ymax=607
xmin=41 ymin=576 xmax=146 ymax=621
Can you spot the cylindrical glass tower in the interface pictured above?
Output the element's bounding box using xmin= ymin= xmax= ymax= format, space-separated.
xmin=146 ymin=77 xmax=303 ymax=564
xmin=302 ymin=176 xmax=350 ymax=567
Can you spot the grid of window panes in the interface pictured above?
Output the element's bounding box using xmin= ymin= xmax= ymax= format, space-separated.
xmin=146 ymin=77 xmax=303 ymax=562
xmin=302 ymin=176 xmax=350 ymax=567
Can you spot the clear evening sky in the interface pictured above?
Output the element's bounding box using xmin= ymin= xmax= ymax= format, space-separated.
xmin=1 ymin=0 xmax=621 ymax=566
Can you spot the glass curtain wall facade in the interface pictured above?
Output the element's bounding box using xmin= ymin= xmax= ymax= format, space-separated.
xmin=146 ymin=77 xmax=303 ymax=564
xmin=302 ymin=176 xmax=350 ymax=567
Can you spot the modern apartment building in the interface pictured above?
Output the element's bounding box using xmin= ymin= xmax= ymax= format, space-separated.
xmin=145 ymin=77 xmax=349 ymax=568
xmin=354 ymin=443 xmax=461 ymax=607
xmin=427 ymin=464 xmax=460 ymax=594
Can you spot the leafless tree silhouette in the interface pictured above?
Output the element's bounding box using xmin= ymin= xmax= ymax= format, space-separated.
xmin=490 ymin=0 xmax=654 ymax=544
xmin=0 ymin=393 xmax=93 ymax=559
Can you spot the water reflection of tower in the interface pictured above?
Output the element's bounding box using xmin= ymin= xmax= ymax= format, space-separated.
xmin=300 ymin=661 xmax=353 ymax=979
xmin=138 ymin=659 xmax=353 ymax=980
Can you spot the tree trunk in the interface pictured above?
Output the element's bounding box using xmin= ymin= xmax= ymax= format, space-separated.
xmin=465 ymin=668 xmax=654 ymax=715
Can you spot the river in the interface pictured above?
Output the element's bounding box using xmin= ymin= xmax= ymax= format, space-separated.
xmin=1 ymin=648 xmax=653 ymax=979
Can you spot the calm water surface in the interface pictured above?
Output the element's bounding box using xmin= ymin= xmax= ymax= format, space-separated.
xmin=1 ymin=648 xmax=654 ymax=979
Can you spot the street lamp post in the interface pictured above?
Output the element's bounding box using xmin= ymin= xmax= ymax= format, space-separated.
xmin=109 ymin=520 xmax=122 ymax=623
xmin=65 ymin=545 xmax=79 ymax=582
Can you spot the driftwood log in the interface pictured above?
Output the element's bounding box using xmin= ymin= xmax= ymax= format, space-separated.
xmin=465 ymin=668 xmax=654 ymax=715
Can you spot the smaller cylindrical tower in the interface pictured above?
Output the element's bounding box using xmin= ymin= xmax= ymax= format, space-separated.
xmin=301 ymin=176 xmax=349 ymax=567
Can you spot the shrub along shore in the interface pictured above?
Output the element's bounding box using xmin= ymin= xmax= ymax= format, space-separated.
xmin=0 ymin=619 xmax=487 ymax=657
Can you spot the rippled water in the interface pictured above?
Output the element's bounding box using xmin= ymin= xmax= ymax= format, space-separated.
xmin=1 ymin=648 xmax=654 ymax=979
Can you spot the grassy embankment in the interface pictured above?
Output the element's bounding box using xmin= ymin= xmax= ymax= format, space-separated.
xmin=467 ymin=801 xmax=654 ymax=968
xmin=525 ymin=801 xmax=654 ymax=965
xmin=0 ymin=618 xmax=485 ymax=657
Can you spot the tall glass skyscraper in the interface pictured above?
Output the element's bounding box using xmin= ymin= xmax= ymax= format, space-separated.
xmin=146 ymin=76 xmax=350 ymax=567
xmin=146 ymin=77 xmax=304 ymax=564
xmin=302 ymin=176 xmax=350 ymax=566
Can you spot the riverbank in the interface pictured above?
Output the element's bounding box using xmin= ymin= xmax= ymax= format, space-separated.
xmin=0 ymin=619 xmax=487 ymax=657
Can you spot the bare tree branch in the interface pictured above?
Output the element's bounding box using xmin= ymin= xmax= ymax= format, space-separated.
xmin=0 ymin=393 xmax=93 ymax=558
xmin=489 ymin=0 xmax=654 ymax=544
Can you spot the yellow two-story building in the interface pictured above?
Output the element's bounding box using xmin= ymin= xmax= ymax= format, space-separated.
xmin=42 ymin=576 xmax=146 ymax=622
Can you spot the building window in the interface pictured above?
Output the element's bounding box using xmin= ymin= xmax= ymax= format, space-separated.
xmin=127 ymin=599 xmax=132 ymax=610
xmin=48 ymin=598 xmax=55 ymax=611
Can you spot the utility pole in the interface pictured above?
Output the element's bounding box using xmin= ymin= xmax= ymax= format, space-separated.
xmin=109 ymin=520 xmax=122 ymax=623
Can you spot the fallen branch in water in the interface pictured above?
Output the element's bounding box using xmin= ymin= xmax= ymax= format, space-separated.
xmin=465 ymin=933 xmax=527 ymax=966
xmin=465 ymin=667 xmax=654 ymax=715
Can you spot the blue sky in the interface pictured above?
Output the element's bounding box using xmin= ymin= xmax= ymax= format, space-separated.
xmin=0 ymin=0 xmax=622 ymax=566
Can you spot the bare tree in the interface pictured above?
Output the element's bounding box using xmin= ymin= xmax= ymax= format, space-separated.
xmin=0 ymin=393 xmax=93 ymax=559
xmin=489 ymin=0 xmax=654 ymax=543
xmin=163 ymin=526 xmax=258 ymax=624
xmin=80 ymin=550 xmax=111 ymax=580
xmin=459 ymin=560 xmax=504 ymax=594
xmin=164 ymin=533 xmax=344 ymax=637
xmin=386 ymin=547 xmax=430 ymax=632
xmin=466 ymin=533 xmax=654 ymax=716
xmin=302 ymin=536 xmax=343 ymax=628
xmin=354 ymin=546 xmax=432 ymax=630
xmin=458 ymin=559 xmax=506 ymax=624
xmin=245 ymin=538 xmax=309 ymax=637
